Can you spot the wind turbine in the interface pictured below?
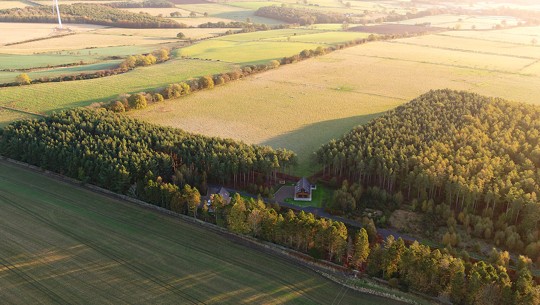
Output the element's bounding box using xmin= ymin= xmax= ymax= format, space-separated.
xmin=52 ymin=0 xmax=63 ymax=29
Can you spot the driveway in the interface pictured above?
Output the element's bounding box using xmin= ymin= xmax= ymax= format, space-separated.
xmin=274 ymin=185 xmax=294 ymax=203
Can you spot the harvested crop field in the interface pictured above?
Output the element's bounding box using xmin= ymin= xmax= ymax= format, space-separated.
xmin=1 ymin=32 xmax=177 ymax=54
xmin=0 ymin=160 xmax=404 ymax=305
xmin=0 ymin=23 xmax=105 ymax=46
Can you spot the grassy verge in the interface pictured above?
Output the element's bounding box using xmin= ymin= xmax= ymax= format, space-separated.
xmin=284 ymin=185 xmax=333 ymax=208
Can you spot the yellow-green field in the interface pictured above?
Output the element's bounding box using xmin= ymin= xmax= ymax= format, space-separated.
xmin=180 ymin=39 xmax=321 ymax=64
xmin=0 ymin=59 xmax=236 ymax=126
xmin=0 ymin=22 xmax=233 ymax=55
xmin=179 ymin=29 xmax=370 ymax=64
xmin=132 ymin=27 xmax=540 ymax=176
xmin=0 ymin=60 xmax=123 ymax=83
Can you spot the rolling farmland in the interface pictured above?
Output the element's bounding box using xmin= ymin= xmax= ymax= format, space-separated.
xmin=0 ymin=160 xmax=403 ymax=305
xmin=133 ymin=27 xmax=540 ymax=176
xmin=0 ymin=27 xmax=369 ymax=125
xmin=2 ymin=0 xmax=540 ymax=303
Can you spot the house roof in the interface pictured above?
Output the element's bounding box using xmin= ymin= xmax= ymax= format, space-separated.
xmin=218 ymin=187 xmax=230 ymax=201
xmin=295 ymin=177 xmax=312 ymax=193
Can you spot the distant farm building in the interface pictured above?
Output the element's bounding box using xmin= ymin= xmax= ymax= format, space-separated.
xmin=294 ymin=177 xmax=315 ymax=201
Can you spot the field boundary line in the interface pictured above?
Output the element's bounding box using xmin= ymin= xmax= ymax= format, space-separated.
xmin=340 ymin=51 xmax=537 ymax=76
xmin=519 ymin=58 xmax=540 ymax=73
xmin=0 ymin=157 xmax=436 ymax=305
xmin=4 ymin=32 xmax=77 ymax=47
xmin=266 ymin=79 xmax=410 ymax=101
xmin=386 ymin=40 xmax=540 ymax=60
xmin=435 ymin=33 xmax=540 ymax=47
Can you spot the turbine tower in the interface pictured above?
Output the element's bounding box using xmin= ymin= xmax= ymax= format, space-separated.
xmin=52 ymin=0 xmax=63 ymax=29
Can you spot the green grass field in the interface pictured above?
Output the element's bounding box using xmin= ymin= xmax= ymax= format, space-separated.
xmin=0 ymin=60 xmax=123 ymax=84
xmin=0 ymin=59 xmax=236 ymax=120
xmin=0 ymin=160 xmax=406 ymax=304
xmin=180 ymin=39 xmax=321 ymax=64
xmin=0 ymin=53 xmax=99 ymax=70
xmin=179 ymin=29 xmax=371 ymax=65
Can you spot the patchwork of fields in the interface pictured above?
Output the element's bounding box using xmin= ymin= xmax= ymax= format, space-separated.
xmin=0 ymin=160 xmax=401 ymax=305
xmin=0 ymin=23 xmax=230 ymax=84
xmin=0 ymin=27 xmax=370 ymax=125
xmin=132 ymin=27 xmax=540 ymax=176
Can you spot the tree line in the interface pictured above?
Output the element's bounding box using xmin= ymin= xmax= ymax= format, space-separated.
xmin=213 ymin=193 xmax=350 ymax=263
xmin=198 ymin=21 xmax=290 ymax=32
xmin=0 ymin=109 xmax=297 ymax=195
xmin=316 ymin=89 xmax=540 ymax=263
xmin=255 ymin=6 xmax=349 ymax=25
xmin=106 ymin=0 xmax=175 ymax=8
xmin=103 ymin=59 xmax=280 ymax=113
xmin=0 ymin=3 xmax=184 ymax=28
xmin=3 ymin=48 xmax=171 ymax=87
xmin=103 ymin=44 xmax=344 ymax=113
xmin=104 ymin=35 xmax=397 ymax=114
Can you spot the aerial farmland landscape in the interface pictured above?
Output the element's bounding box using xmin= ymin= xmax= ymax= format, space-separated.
xmin=1 ymin=0 xmax=540 ymax=304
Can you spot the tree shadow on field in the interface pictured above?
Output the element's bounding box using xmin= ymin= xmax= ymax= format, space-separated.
xmin=261 ymin=112 xmax=388 ymax=176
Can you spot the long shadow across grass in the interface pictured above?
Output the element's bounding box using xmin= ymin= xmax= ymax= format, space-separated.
xmin=262 ymin=112 xmax=387 ymax=177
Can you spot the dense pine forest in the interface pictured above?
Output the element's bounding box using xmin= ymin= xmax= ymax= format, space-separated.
xmin=0 ymin=109 xmax=296 ymax=197
xmin=317 ymin=89 xmax=540 ymax=261
xmin=0 ymin=3 xmax=182 ymax=28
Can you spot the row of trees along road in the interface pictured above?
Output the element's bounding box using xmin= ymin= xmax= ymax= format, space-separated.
xmin=208 ymin=192 xmax=539 ymax=305
xmin=316 ymin=89 xmax=540 ymax=263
